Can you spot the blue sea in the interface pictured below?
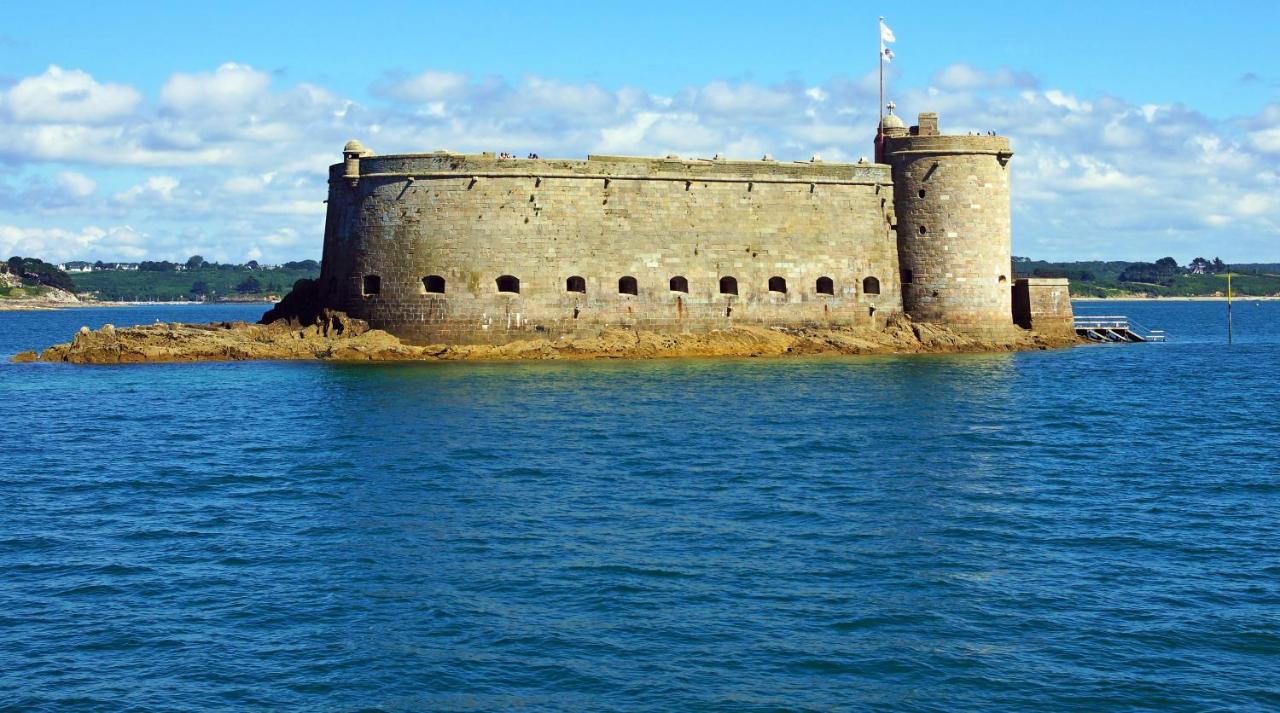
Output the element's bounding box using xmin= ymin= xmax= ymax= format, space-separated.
xmin=1 ymin=301 xmax=1277 ymax=711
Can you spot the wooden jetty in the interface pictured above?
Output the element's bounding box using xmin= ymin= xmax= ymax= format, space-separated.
xmin=1074 ymin=315 xmax=1166 ymax=343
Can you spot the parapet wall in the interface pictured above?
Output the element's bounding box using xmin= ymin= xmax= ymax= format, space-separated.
xmin=318 ymin=153 xmax=902 ymax=345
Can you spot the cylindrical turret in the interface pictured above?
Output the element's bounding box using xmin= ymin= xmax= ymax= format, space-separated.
xmin=885 ymin=113 xmax=1015 ymax=336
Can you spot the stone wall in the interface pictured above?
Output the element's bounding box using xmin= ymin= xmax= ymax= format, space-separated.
xmin=1012 ymin=278 xmax=1074 ymax=338
xmin=319 ymin=152 xmax=902 ymax=345
xmin=885 ymin=126 xmax=1017 ymax=337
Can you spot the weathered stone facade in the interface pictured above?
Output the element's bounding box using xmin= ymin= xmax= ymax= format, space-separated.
xmin=1012 ymin=278 xmax=1075 ymax=338
xmin=884 ymin=113 xmax=1018 ymax=337
xmin=319 ymin=151 xmax=901 ymax=344
xmin=315 ymin=112 xmax=1069 ymax=345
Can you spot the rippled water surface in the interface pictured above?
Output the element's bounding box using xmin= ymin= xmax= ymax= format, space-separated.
xmin=2 ymin=301 xmax=1278 ymax=711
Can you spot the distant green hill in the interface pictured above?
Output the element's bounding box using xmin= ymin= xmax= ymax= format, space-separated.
xmin=74 ymin=266 xmax=319 ymax=302
xmin=1013 ymin=258 xmax=1280 ymax=297
xmin=1233 ymin=263 xmax=1280 ymax=274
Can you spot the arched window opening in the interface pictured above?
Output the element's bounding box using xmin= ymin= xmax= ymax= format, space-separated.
xmin=719 ymin=276 xmax=738 ymax=295
xmin=566 ymin=275 xmax=586 ymax=293
xmin=918 ymin=224 xmax=927 ymax=235
xmin=618 ymin=276 xmax=638 ymax=295
xmin=496 ymin=275 xmax=520 ymax=294
xmin=669 ymin=276 xmax=689 ymax=293
xmin=998 ymin=274 xmax=1008 ymax=284
xmin=901 ymin=268 xmax=913 ymax=284
xmin=423 ymin=275 xmax=445 ymax=294
xmin=362 ymin=274 xmax=381 ymax=296
xmin=768 ymin=276 xmax=787 ymax=293
xmin=863 ymin=276 xmax=881 ymax=295
xmin=816 ymin=276 xmax=834 ymax=295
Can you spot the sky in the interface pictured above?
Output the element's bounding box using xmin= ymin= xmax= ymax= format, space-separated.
xmin=1 ymin=0 xmax=1277 ymax=264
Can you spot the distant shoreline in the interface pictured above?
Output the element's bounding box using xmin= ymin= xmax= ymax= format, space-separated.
xmin=0 ymin=299 xmax=275 ymax=312
xmin=1073 ymin=296 xmax=1280 ymax=302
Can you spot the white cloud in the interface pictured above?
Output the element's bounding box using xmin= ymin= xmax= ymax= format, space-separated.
xmin=1236 ymin=193 xmax=1272 ymax=216
xmin=258 ymin=200 xmax=324 ymax=216
xmin=56 ymin=171 xmax=97 ymax=197
xmin=375 ymin=70 xmax=470 ymax=102
xmin=115 ymin=176 xmax=180 ymax=203
xmin=262 ymin=227 xmax=301 ymax=246
xmin=0 ymin=123 xmax=236 ymax=166
xmin=0 ymin=224 xmax=149 ymax=262
xmin=1100 ymin=116 xmax=1144 ymax=148
xmin=933 ymin=64 xmax=1037 ymax=91
xmin=1247 ymin=126 xmax=1280 ymax=153
xmin=222 ymin=172 xmax=276 ymax=194
xmin=160 ymin=62 xmax=271 ymax=113
xmin=1043 ymin=89 xmax=1091 ymax=113
xmin=3 ymin=66 xmax=141 ymax=124
xmin=516 ymin=76 xmax=618 ymax=116
xmin=1063 ymin=158 xmax=1147 ymax=191
xmin=688 ymin=80 xmax=798 ymax=117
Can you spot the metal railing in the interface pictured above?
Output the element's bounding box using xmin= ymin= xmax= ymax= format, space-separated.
xmin=1073 ymin=315 xmax=1166 ymax=342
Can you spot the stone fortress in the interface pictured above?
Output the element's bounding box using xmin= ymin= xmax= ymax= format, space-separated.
xmin=314 ymin=109 xmax=1073 ymax=345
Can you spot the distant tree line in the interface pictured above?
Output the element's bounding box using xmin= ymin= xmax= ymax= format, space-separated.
xmin=1186 ymin=257 xmax=1229 ymax=275
xmin=1032 ymin=267 xmax=1096 ymax=281
xmin=1010 ymin=255 xmax=1280 ymax=297
xmin=80 ymin=256 xmax=321 ymax=272
xmin=133 ymin=256 xmax=321 ymax=272
xmin=1117 ymin=257 xmax=1183 ymax=284
xmin=5 ymin=256 xmax=76 ymax=291
xmin=1014 ymin=255 xmax=1235 ymax=287
xmin=1117 ymin=256 xmax=1232 ymax=284
xmin=4 ymin=253 xmax=322 ymax=301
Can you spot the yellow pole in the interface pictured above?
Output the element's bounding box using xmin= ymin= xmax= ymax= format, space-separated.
xmin=1227 ymin=271 xmax=1233 ymax=344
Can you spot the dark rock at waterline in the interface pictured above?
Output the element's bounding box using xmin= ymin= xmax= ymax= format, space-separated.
xmin=260 ymin=278 xmax=325 ymax=327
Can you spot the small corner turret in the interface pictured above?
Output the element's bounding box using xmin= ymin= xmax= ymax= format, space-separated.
xmin=875 ymin=101 xmax=907 ymax=162
xmin=342 ymin=139 xmax=373 ymax=188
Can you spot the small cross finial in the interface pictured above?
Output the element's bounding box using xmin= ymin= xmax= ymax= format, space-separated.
xmin=886 ymin=101 xmax=896 ymax=115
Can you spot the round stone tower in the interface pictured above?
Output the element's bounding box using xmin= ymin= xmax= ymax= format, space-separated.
xmin=884 ymin=112 xmax=1016 ymax=336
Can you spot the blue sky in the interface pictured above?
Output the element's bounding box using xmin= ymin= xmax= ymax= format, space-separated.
xmin=1 ymin=1 xmax=1277 ymax=263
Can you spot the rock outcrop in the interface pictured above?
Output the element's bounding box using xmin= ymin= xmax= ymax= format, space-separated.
xmin=260 ymin=278 xmax=324 ymax=327
xmin=17 ymin=310 xmax=1079 ymax=365
xmin=0 ymin=275 xmax=81 ymax=310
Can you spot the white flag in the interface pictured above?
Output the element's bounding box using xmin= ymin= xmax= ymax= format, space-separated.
xmin=880 ymin=19 xmax=896 ymax=43
xmin=880 ymin=19 xmax=896 ymax=63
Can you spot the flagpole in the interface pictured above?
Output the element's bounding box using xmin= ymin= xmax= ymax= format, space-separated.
xmin=878 ymin=16 xmax=885 ymax=161
xmin=879 ymin=17 xmax=884 ymax=123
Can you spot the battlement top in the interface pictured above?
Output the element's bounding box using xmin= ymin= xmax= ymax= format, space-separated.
xmin=333 ymin=149 xmax=893 ymax=183
xmin=880 ymin=112 xmax=1012 ymax=157
xmin=883 ymin=133 xmax=1012 ymax=156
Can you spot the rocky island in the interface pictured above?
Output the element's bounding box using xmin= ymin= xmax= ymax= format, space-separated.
xmin=18 ymin=109 xmax=1085 ymax=364
xmin=15 ymin=278 xmax=1079 ymax=365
